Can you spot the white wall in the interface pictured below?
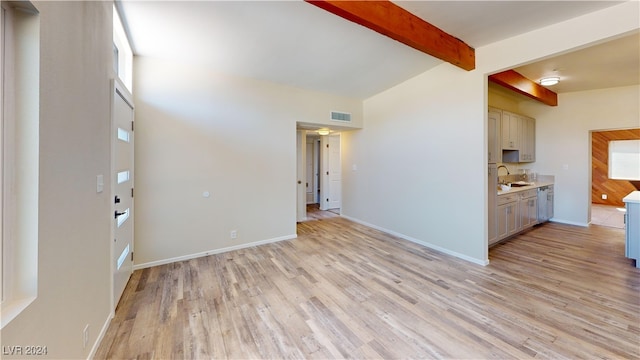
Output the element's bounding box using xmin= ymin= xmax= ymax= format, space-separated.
xmin=342 ymin=64 xmax=487 ymax=264
xmin=342 ymin=1 xmax=639 ymax=264
xmin=133 ymin=56 xmax=362 ymax=267
xmin=520 ymin=85 xmax=640 ymax=226
xmin=2 ymin=1 xmax=113 ymax=358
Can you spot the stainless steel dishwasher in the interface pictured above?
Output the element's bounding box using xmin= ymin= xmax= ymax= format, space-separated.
xmin=537 ymin=185 xmax=554 ymax=222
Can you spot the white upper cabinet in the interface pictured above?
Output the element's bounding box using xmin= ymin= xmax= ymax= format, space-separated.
xmin=488 ymin=107 xmax=502 ymax=164
xmin=501 ymin=111 xmax=519 ymax=150
xmin=519 ymin=116 xmax=535 ymax=162
xmin=499 ymin=109 xmax=535 ymax=163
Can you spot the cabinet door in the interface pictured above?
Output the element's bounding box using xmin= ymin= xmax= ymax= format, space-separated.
xmin=527 ymin=117 xmax=535 ymax=162
xmin=507 ymin=202 xmax=519 ymax=236
xmin=519 ymin=117 xmax=536 ymax=162
xmin=520 ymin=197 xmax=538 ymax=229
xmin=501 ymin=112 xmax=519 ymax=150
xmin=625 ymin=202 xmax=640 ymax=265
xmin=488 ymin=165 xmax=498 ymax=244
xmin=497 ymin=203 xmax=508 ymax=240
xmin=519 ymin=117 xmax=528 ymax=162
xmin=488 ymin=108 xmax=502 ymax=163
xmin=519 ymin=198 xmax=530 ymax=228
xmin=529 ymin=197 xmax=538 ymax=226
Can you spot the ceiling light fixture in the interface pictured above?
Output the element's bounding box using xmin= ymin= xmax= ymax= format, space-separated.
xmin=317 ymin=129 xmax=330 ymax=136
xmin=539 ymin=77 xmax=560 ymax=86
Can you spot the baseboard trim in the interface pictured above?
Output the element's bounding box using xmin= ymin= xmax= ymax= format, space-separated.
xmin=341 ymin=215 xmax=489 ymax=266
xmin=88 ymin=311 xmax=113 ymax=360
xmin=133 ymin=234 xmax=298 ymax=270
xmin=550 ymin=218 xmax=589 ymax=227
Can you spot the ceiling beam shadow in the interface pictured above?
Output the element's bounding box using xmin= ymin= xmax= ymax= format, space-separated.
xmin=489 ymin=70 xmax=558 ymax=106
xmin=305 ymin=0 xmax=475 ymax=71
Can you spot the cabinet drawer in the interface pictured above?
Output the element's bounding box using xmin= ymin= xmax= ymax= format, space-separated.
xmin=498 ymin=194 xmax=518 ymax=205
xmin=519 ymin=189 xmax=537 ymax=199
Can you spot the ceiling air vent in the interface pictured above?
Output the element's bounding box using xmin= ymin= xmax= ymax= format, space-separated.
xmin=330 ymin=111 xmax=351 ymax=123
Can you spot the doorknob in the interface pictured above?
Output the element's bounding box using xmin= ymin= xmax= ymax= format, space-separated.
xmin=115 ymin=210 xmax=126 ymax=218
xmin=114 ymin=196 xmax=121 ymax=204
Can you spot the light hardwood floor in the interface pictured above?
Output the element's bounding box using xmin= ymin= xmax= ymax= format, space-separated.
xmin=96 ymin=214 xmax=640 ymax=359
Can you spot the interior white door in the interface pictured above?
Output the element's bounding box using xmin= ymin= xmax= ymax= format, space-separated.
xmin=296 ymin=130 xmax=307 ymax=222
xmin=328 ymin=134 xmax=341 ymax=210
xmin=313 ymin=139 xmax=320 ymax=204
xmin=306 ymin=141 xmax=314 ymax=204
xmin=320 ymin=134 xmax=342 ymax=211
xmin=112 ymin=79 xmax=134 ymax=309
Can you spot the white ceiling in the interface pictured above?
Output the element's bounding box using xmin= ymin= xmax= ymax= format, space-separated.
xmin=514 ymin=32 xmax=640 ymax=94
xmin=118 ymin=1 xmax=637 ymax=100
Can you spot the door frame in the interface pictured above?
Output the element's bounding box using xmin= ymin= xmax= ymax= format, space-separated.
xmin=305 ymin=135 xmax=321 ymax=204
xmin=296 ymin=128 xmax=342 ymax=220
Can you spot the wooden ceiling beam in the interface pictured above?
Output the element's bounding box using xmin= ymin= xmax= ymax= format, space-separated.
xmin=489 ymin=70 xmax=558 ymax=106
xmin=305 ymin=0 xmax=475 ymax=71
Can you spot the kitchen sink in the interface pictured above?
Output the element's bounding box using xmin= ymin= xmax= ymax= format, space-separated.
xmin=510 ymin=181 xmax=533 ymax=187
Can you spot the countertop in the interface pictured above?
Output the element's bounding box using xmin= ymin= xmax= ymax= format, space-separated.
xmin=623 ymin=191 xmax=640 ymax=204
xmin=497 ymin=181 xmax=554 ymax=196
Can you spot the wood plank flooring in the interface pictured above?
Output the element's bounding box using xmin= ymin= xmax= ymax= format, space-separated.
xmin=95 ymin=214 xmax=640 ymax=359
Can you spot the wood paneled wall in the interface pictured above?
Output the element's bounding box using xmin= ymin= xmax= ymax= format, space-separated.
xmin=591 ymin=128 xmax=640 ymax=206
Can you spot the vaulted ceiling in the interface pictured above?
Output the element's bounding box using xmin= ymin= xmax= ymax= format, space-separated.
xmin=118 ymin=1 xmax=638 ymax=99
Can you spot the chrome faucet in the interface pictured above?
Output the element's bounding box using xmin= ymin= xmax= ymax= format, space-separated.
xmin=497 ymin=165 xmax=510 ymax=184
xmin=497 ymin=165 xmax=510 ymax=175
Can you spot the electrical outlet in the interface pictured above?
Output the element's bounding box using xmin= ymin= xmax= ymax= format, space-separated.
xmin=230 ymin=230 xmax=237 ymax=239
xmin=602 ymin=194 xmax=608 ymax=200
xmin=83 ymin=324 xmax=89 ymax=349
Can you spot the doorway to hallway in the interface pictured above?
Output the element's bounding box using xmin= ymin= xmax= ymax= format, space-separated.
xmin=296 ymin=129 xmax=341 ymax=222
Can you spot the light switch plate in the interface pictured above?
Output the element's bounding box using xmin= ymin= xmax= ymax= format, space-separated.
xmin=96 ymin=175 xmax=104 ymax=193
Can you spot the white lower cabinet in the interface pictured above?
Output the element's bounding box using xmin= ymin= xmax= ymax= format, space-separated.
xmin=493 ymin=185 xmax=552 ymax=247
xmin=488 ymin=165 xmax=498 ymax=245
xmin=623 ymin=192 xmax=640 ymax=268
xmin=497 ymin=194 xmax=518 ymax=241
xmin=519 ymin=189 xmax=538 ymax=230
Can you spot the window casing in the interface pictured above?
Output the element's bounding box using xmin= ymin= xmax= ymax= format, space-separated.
xmin=113 ymin=5 xmax=132 ymax=92
xmin=1 ymin=0 xmax=39 ymax=329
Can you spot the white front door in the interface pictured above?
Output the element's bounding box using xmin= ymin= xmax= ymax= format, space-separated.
xmin=112 ymin=79 xmax=134 ymax=309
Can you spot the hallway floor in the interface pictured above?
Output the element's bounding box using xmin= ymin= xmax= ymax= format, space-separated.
xmin=591 ymin=203 xmax=626 ymax=229
xmin=304 ymin=204 xmax=340 ymax=221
